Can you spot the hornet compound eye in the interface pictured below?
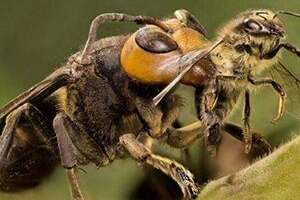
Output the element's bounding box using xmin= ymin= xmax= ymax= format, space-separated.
xmin=135 ymin=27 xmax=178 ymax=53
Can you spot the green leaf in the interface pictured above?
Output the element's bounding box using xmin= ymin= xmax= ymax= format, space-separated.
xmin=198 ymin=135 xmax=300 ymax=200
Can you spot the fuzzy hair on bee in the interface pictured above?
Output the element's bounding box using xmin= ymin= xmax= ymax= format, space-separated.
xmin=213 ymin=10 xmax=284 ymax=76
xmin=154 ymin=9 xmax=300 ymax=155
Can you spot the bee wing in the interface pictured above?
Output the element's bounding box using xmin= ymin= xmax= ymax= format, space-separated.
xmin=0 ymin=66 xmax=75 ymax=120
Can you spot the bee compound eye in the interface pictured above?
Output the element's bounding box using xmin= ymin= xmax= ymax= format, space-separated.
xmin=248 ymin=21 xmax=261 ymax=30
xmin=244 ymin=20 xmax=262 ymax=32
xmin=135 ymin=27 xmax=178 ymax=53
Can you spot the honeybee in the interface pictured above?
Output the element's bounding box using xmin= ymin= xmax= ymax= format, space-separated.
xmin=0 ymin=8 xmax=299 ymax=200
xmin=151 ymin=9 xmax=300 ymax=155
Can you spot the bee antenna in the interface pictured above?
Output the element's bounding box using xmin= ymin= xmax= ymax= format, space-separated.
xmin=274 ymin=10 xmax=300 ymax=19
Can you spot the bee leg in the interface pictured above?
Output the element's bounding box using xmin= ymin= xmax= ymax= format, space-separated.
xmin=136 ymin=131 xmax=154 ymax=149
xmin=248 ymin=75 xmax=286 ymax=123
xmin=174 ymin=9 xmax=207 ymax=36
xmin=135 ymin=98 xmax=163 ymax=137
xmin=166 ymin=121 xmax=202 ymax=148
xmin=0 ymin=103 xmax=57 ymax=191
xmin=263 ymin=42 xmax=300 ymax=59
xmin=135 ymin=94 xmax=181 ymax=138
xmin=167 ymin=120 xmax=272 ymax=155
xmin=203 ymin=80 xmax=219 ymax=112
xmin=222 ymin=123 xmax=272 ymax=155
xmin=166 ymin=117 xmax=271 ymax=156
xmin=197 ymin=82 xmax=224 ymax=157
xmin=80 ymin=13 xmax=169 ymax=64
xmin=160 ymin=94 xmax=182 ymax=134
xmin=204 ymin=122 xmax=222 ymax=157
xmin=243 ymin=89 xmax=252 ymax=153
xmin=280 ymin=43 xmax=300 ymax=58
xmin=120 ymin=133 xmax=199 ymax=199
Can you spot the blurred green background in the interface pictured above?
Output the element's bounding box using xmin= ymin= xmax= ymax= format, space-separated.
xmin=0 ymin=0 xmax=300 ymax=200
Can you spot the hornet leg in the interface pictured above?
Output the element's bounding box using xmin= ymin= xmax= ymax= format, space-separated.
xmin=53 ymin=113 xmax=85 ymax=200
xmin=80 ymin=13 xmax=169 ymax=64
xmin=120 ymin=133 xmax=199 ymax=199
xmin=53 ymin=112 xmax=114 ymax=200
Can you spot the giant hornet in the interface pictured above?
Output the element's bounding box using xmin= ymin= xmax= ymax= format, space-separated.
xmin=0 ymin=8 xmax=299 ymax=200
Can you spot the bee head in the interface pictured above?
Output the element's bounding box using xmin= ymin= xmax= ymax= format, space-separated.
xmin=219 ymin=9 xmax=285 ymax=57
xmin=238 ymin=10 xmax=285 ymax=37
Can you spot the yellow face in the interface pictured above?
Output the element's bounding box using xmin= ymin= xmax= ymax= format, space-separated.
xmin=219 ymin=10 xmax=285 ymax=57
